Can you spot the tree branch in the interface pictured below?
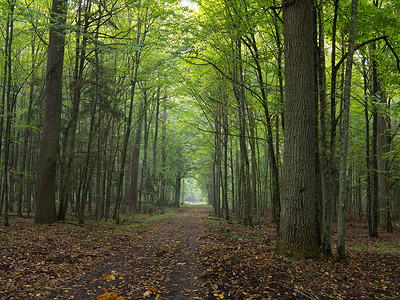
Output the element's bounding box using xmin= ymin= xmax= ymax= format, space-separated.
xmin=334 ymin=36 xmax=387 ymax=72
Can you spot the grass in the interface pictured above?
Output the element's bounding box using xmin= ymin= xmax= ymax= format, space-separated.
xmin=183 ymin=201 xmax=212 ymax=208
xmin=123 ymin=207 xmax=181 ymax=228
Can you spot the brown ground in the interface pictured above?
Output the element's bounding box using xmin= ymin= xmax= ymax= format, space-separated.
xmin=0 ymin=206 xmax=399 ymax=299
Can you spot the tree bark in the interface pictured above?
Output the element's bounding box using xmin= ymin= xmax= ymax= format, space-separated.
xmin=277 ymin=0 xmax=319 ymax=259
xmin=35 ymin=0 xmax=68 ymax=223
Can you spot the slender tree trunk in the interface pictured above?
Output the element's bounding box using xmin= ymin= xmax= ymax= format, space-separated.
xmin=58 ymin=0 xmax=92 ymax=220
xmin=273 ymin=3 xmax=284 ymax=130
xmin=372 ymin=106 xmax=379 ymax=236
xmin=393 ymin=182 xmax=400 ymax=220
xmin=357 ymin=173 xmax=362 ymax=218
xmin=230 ymin=144 xmax=235 ymax=214
xmin=130 ymin=95 xmax=145 ymax=212
xmin=313 ymin=5 xmax=322 ymax=247
xmin=223 ymin=105 xmax=230 ymax=221
xmin=114 ymin=7 xmax=149 ymax=220
xmin=78 ymin=77 xmax=98 ymax=224
xmin=248 ymin=109 xmax=258 ymax=214
xmin=337 ymin=0 xmax=358 ymax=263
xmin=139 ymin=108 xmax=149 ymax=212
xmin=113 ymin=71 xmax=139 ymax=221
xmin=175 ymin=172 xmax=181 ymax=207
xmin=150 ymin=87 xmax=161 ymax=213
xmin=1 ymin=0 xmax=15 ymax=225
xmin=231 ymin=36 xmax=253 ymax=227
xmin=362 ymin=58 xmax=376 ymax=236
xmin=214 ymin=111 xmax=222 ymax=217
xmin=242 ymin=32 xmax=280 ymax=228
xmin=322 ymin=0 xmax=340 ymax=256
xmin=159 ymin=106 xmax=167 ymax=209
xmin=0 ymin=2 xmax=12 ymax=208
xmin=372 ymin=54 xmax=392 ymax=233
xmin=104 ymin=120 xmax=117 ymax=220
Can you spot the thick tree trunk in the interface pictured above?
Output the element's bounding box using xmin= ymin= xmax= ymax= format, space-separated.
xmin=35 ymin=0 xmax=68 ymax=223
xmin=277 ymin=0 xmax=319 ymax=259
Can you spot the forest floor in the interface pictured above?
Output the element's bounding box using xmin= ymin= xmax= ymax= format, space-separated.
xmin=0 ymin=205 xmax=399 ymax=299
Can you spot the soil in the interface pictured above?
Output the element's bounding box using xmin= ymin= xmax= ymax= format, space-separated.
xmin=1 ymin=205 xmax=399 ymax=299
xmin=53 ymin=206 xmax=211 ymax=299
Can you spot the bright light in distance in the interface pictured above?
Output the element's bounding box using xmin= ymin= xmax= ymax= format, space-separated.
xmin=181 ymin=0 xmax=198 ymax=11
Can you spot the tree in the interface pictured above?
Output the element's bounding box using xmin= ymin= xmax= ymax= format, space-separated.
xmin=35 ymin=0 xmax=68 ymax=223
xmin=58 ymin=0 xmax=92 ymax=221
xmin=277 ymin=0 xmax=319 ymax=259
xmin=337 ymin=0 xmax=359 ymax=263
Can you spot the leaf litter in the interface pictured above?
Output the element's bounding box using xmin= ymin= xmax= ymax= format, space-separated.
xmin=0 ymin=207 xmax=399 ymax=299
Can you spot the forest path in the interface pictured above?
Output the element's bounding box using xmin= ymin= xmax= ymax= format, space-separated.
xmin=2 ymin=205 xmax=400 ymax=299
xmin=53 ymin=205 xmax=213 ymax=299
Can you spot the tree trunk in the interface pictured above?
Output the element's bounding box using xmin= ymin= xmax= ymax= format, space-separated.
xmin=362 ymin=57 xmax=376 ymax=236
xmin=139 ymin=107 xmax=150 ymax=212
xmin=222 ymin=105 xmax=230 ymax=221
xmin=130 ymin=95 xmax=145 ymax=212
xmin=337 ymin=0 xmax=358 ymax=263
xmin=149 ymin=87 xmax=161 ymax=213
xmin=241 ymin=32 xmax=280 ymax=229
xmin=214 ymin=111 xmax=221 ymax=217
xmin=159 ymin=106 xmax=167 ymax=209
xmin=230 ymin=144 xmax=235 ymax=215
xmin=248 ymin=109 xmax=258 ymax=214
xmin=321 ymin=0 xmax=339 ymax=257
xmin=58 ymin=0 xmax=92 ymax=221
xmin=393 ymin=183 xmax=400 ymax=220
xmin=231 ymin=35 xmax=253 ymax=227
xmin=372 ymin=106 xmax=379 ymax=236
xmin=277 ymin=0 xmax=319 ymax=259
xmin=35 ymin=0 xmax=68 ymax=223
xmin=175 ymin=172 xmax=181 ymax=207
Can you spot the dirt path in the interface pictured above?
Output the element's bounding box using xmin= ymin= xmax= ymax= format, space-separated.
xmin=2 ymin=206 xmax=399 ymax=299
xmin=53 ymin=206 xmax=212 ymax=299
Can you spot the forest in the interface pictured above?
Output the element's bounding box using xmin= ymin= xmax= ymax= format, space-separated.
xmin=1 ymin=0 xmax=400 ymax=299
